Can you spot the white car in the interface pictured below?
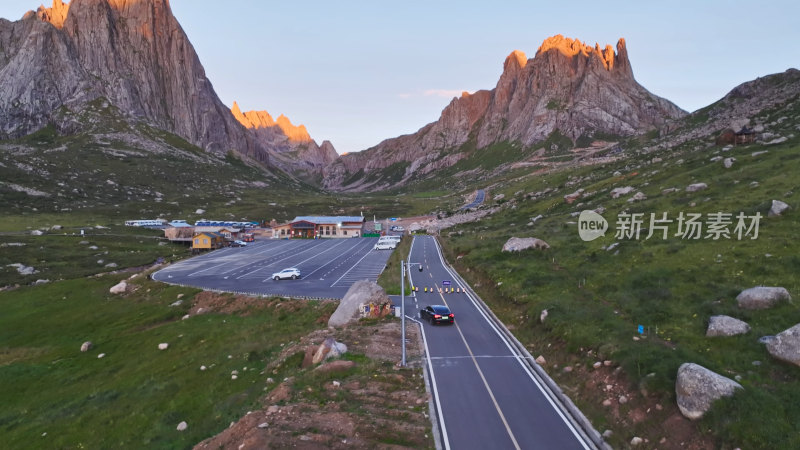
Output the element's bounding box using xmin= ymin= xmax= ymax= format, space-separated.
xmin=232 ymin=240 xmax=247 ymax=247
xmin=374 ymin=242 xmax=396 ymax=250
xmin=271 ymin=268 xmax=301 ymax=280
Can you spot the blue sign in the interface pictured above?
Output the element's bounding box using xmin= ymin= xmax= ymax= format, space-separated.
xmin=637 ymin=325 xmax=644 ymax=335
xmin=442 ymin=281 xmax=451 ymax=286
xmin=390 ymin=218 xmax=398 ymax=221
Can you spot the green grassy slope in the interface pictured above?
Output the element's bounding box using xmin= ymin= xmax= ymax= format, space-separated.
xmin=439 ymin=131 xmax=799 ymax=447
xmin=0 ymin=274 xmax=335 ymax=448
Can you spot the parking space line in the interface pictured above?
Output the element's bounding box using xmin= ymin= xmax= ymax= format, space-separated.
xmin=262 ymin=238 xmax=350 ymax=281
xmin=235 ymin=240 xmax=325 ymax=279
xmin=304 ymin=238 xmax=366 ymax=278
xmin=330 ymin=245 xmax=381 ymax=287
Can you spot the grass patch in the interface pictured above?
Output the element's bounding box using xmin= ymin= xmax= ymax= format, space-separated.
xmin=0 ymin=275 xmax=334 ymax=448
xmin=376 ymin=236 xmax=412 ymax=295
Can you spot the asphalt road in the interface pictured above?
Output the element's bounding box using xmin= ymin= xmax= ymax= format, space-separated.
xmin=403 ymin=235 xmax=594 ymax=450
xmin=152 ymin=237 xmax=392 ymax=299
xmin=460 ymin=189 xmax=485 ymax=210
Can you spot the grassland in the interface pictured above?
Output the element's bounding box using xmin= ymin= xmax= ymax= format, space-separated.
xmin=0 ymin=273 xmax=336 ymax=448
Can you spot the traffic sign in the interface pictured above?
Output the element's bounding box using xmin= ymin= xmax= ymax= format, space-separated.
xmin=442 ymin=280 xmax=451 ymax=286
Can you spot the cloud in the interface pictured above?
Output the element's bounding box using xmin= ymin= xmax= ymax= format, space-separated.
xmin=423 ymin=89 xmax=468 ymax=98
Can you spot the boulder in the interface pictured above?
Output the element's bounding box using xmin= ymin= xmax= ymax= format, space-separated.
xmin=627 ymin=192 xmax=647 ymax=202
xmin=158 ymin=343 xmax=169 ymax=350
xmin=312 ymin=337 xmax=348 ymax=364
xmin=493 ymin=193 xmax=505 ymax=202
xmin=314 ymin=360 xmax=356 ymax=373
xmin=769 ymin=200 xmax=790 ymax=217
xmin=329 ymin=281 xmax=389 ymax=327
xmin=80 ymin=341 xmax=93 ymax=352
xmin=686 ymin=183 xmax=708 ymax=192
xmin=502 ymin=237 xmax=550 ymax=252
xmin=564 ymin=189 xmax=584 ymax=204
xmin=195 ymin=209 xmax=205 ymax=215
xmin=736 ymin=286 xmax=791 ymax=310
xmin=723 ymin=157 xmax=735 ymax=169
xmin=610 ymin=186 xmax=634 ymax=198
xmin=30 ymin=230 xmax=44 ymax=236
xmin=177 ymin=421 xmax=188 ymax=431
xmin=766 ymin=323 xmax=800 ymax=367
xmin=675 ymin=363 xmax=742 ymax=420
xmin=109 ymin=280 xmax=127 ymax=294
xmin=661 ymin=187 xmax=678 ymax=195
xmin=706 ymin=315 xmax=750 ymax=337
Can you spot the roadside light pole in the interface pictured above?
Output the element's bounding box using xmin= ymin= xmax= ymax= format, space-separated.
xmin=401 ymin=260 xmax=423 ymax=367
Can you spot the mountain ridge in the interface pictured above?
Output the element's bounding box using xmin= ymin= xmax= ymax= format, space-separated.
xmin=322 ymin=35 xmax=686 ymax=191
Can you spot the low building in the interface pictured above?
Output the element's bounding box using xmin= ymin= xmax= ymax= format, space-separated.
xmin=192 ymin=232 xmax=225 ymax=250
xmin=272 ymin=216 xmax=366 ymax=239
xmin=194 ymin=226 xmax=241 ymax=241
xmin=164 ymin=226 xmax=195 ymax=243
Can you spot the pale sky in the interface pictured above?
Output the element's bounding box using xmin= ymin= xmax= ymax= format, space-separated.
xmin=1 ymin=1 xmax=799 ymax=154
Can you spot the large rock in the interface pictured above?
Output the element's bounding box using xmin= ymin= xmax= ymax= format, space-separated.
xmin=686 ymin=183 xmax=708 ymax=192
xmin=328 ymin=281 xmax=389 ymax=327
xmin=737 ymin=286 xmax=791 ymax=310
xmin=675 ymin=363 xmax=742 ymax=420
xmin=766 ymin=324 xmax=800 ymax=367
xmin=80 ymin=341 xmax=92 ymax=352
xmin=769 ymin=200 xmax=790 ymax=217
xmin=502 ymin=237 xmax=550 ymax=252
xmin=610 ymin=186 xmax=634 ymax=198
xmin=706 ymin=315 xmax=751 ymax=337
xmin=109 ymin=280 xmax=127 ymax=294
xmin=311 ymin=337 xmax=348 ymax=364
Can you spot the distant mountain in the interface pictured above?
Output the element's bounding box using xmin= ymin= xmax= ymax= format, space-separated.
xmin=0 ymin=0 xmax=336 ymax=176
xmin=323 ymin=35 xmax=687 ymax=191
xmin=231 ymin=102 xmax=338 ymax=177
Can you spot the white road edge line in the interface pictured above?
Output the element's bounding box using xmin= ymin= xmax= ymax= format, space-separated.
xmin=431 ymin=236 xmax=592 ymax=449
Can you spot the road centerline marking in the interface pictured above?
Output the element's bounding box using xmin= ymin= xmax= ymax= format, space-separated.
xmin=434 ymin=288 xmax=521 ymax=450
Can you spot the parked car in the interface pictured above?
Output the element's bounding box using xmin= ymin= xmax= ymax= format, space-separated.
xmin=271 ymin=268 xmax=301 ymax=280
xmin=374 ymin=241 xmax=396 ymax=250
xmin=231 ymin=240 xmax=247 ymax=247
xmin=419 ymin=305 xmax=455 ymax=325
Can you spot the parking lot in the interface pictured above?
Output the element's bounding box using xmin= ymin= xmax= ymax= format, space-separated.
xmin=152 ymin=237 xmax=393 ymax=299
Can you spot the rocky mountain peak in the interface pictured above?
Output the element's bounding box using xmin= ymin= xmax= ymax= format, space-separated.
xmin=35 ymin=0 xmax=69 ymax=28
xmin=275 ymin=114 xmax=311 ymax=143
xmin=535 ymin=34 xmax=629 ymax=74
xmin=504 ymin=50 xmax=528 ymax=72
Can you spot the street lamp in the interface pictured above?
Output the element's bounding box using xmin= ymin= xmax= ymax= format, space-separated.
xmin=401 ymin=260 xmax=424 ymax=367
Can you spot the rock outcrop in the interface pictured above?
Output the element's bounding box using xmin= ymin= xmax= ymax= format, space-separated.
xmin=328 ymin=280 xmax=389 ymax=327
xmin=323 ymin=35 xmax=685 ymax=190
xmin=706 ymin=315 xmax=750 ymax=337
xmin=231 ymin=102 xmax=338 ymax=175
xmin=769 ymin=200 xmax=790 ymax=217
xmin=766 ymin=324 xmax=800 ymax=367
xmin=675 ymin=363 xmax=742 ymax=420
xmin=502 ymin=237 xmax=550 ymax=252
xmin=737 ymin=286 xmax=791 ymax=310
